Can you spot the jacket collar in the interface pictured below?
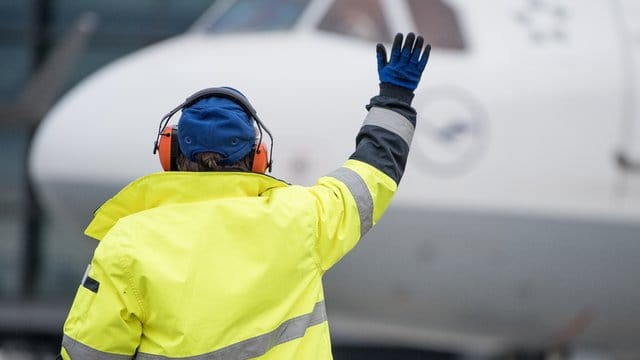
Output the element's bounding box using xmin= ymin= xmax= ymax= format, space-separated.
xmin=85 ymin=171 xmax=288 ymax=241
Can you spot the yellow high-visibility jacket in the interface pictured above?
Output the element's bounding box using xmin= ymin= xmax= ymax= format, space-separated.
xmin=60 ymin=84 xmax=417 ymax=359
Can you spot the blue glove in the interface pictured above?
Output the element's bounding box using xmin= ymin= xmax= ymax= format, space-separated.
xmin=376 ymin=33 xmax=431 ymax=91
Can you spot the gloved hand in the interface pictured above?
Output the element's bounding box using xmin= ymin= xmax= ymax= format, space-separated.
xmin=376 ymin=33 xmax=431 ymax=91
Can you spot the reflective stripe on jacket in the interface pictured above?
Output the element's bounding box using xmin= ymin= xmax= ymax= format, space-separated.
xmin=61 ymin=85 xmax=416 ymax=359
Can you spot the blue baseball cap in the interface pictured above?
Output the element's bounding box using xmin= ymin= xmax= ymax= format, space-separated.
xmin=177 ymin=96 xmax=255 ymax=164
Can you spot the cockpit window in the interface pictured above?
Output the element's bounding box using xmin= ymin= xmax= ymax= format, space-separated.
xmin=408 ymin=0 xmax=466 ymax=50
xmin=317 ymin=0 xmax=392 ymax=43
xmin=206 ymin=0 xmax=311 ymax=33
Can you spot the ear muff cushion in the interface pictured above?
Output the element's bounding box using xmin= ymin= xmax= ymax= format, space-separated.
xmin=252 ymin=143 xmax=269 ymax=173
xmin=159 ymin=126 xmax=178 ymax=171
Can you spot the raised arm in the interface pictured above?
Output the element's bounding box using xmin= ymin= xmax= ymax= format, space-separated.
xmin=352 ymin=32 xmax=430 ymax=184
xmin=312 ymin=33 xmax=431 ymax=270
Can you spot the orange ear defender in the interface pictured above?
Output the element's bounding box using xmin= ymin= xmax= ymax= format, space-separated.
xmin=157 ymin=124 xmax=270 ymax=173
xmin=153 ymin=87 xmax=274 ymax=173
xmin=158 ymin=125 xmax=179 ymax=171
xmin=252 ymin=143 xmax=269 ymax=173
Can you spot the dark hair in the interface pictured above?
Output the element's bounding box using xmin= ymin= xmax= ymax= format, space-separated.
xmin=176 ymin=151 xmax=253 ymax=172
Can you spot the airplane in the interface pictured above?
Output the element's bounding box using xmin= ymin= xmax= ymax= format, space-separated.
xmin=25 ymin=0 xmax=640 ymax=358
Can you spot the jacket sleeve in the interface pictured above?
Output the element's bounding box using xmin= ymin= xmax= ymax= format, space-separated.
xmin=310 ymin=84 xmax=417 ymax=271
xmin=60 ymin=227 xmax=143 ymax=359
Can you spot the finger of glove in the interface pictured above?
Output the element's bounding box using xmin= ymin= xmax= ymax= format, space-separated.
xmin=390 ymin=33 xmax=403 ymax=63
xmin=376 ymin=43 xmax=388 ymax=71
xmin=400 ymin=32 xmax=416 ymax=63
xmin=411 ymin=36 xmax=424 ymax=63
xmin=419 ymin=44 xmax=432 ymax=70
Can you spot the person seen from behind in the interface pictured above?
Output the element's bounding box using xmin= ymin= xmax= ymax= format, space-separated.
xmin=59 ymin=32 xmax=431 ymax=359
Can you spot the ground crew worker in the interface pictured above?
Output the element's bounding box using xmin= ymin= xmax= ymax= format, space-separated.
xmin=59 ymin=32 xmax=431 ymax=359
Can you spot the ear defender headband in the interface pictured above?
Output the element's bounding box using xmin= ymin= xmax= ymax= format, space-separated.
xmin=153 ymin=87 xmax=273 ymax=173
